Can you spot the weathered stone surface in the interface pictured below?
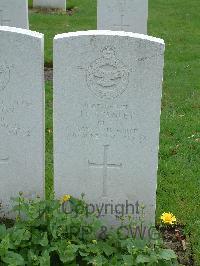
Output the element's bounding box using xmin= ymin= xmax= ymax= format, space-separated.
xmin=33 ymin=0 xmax=66 ymax=10
xmin=97 ymin=0 xmax=148 ymax=34
xmin=0 ymin=26 xmax=44 ymax=216
xmin=54 ymin=31 xmax=165 ymax=226
xmin=0 ymin=0 xmax=29 ymax=29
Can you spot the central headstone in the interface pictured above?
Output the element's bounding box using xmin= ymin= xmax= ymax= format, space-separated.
xmin=0 ymin=0 xmax=29 ymax=29
xmin=97 ymin=0 xmax=148 ymax=34
xmin=54 ymin=31 xmax=165 ymax=225
xmin=33 ymin=0 xmax=66 ymax=10
xmin=0 ymin=26 xmax=44 ymax=216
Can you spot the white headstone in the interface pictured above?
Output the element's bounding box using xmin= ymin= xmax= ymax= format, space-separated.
xmin=33 ymin=0 xmax=66 ymax=10
xmin=97 ymin=0 xmax=148 ymax=34
xmin=54 ymin=31 xmax=164 ymax=226
xmin=0 ymin=0 xmax=29 ymax=29
xmin=0 ymin=26 xmax=44 ymax=216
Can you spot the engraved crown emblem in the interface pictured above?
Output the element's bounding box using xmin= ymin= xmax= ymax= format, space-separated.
xmin=0 ymin=63 xmax=10 ymax=91
xmin=86 ymin=47 xmax=129 ymax=100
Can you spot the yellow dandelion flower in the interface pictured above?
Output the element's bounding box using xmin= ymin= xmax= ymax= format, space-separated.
xmin=60 ymin=194 xmax=71 ymax=204
xmin=160 ymin=212 xmax=176 ymax=225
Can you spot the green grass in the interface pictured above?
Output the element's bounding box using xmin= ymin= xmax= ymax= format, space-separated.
xmin=149 ymin=1 xmax=200 ymax=263
xmin=28 ymin=0 xmax=200 ymax=263
xmin=45 ymin=81 xmax=53 ymax=197
xmin=29 ymin=0 xmax=96 ymax=65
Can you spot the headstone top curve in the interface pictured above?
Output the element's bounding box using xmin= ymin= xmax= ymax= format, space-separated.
xmin=54 ymin=30 xmax=165 ymax=46
xmin=0 ymin=26 xmax=43 ymax=39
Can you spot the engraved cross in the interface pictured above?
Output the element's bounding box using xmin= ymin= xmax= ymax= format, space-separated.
xmin=0 ymin=10 xmax=11 ymax=25
xmin=88 ymin=145 xmax=122 ymax=197
xmin=113 ymin=14 xmax=130 ymax=31
xmin=112 ymin=0 xmax=130 ymax=31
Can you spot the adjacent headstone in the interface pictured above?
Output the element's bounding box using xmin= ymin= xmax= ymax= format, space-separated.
xmin=33 ymin=0 xmax=66 ymax=10
xmin=97 ymin=0 xmax=148 ymax=34
xmin=0 ymin=26 xmax=44 ymax=216
xmin=0 ymin=0 xmax=29 ymax=29
xmin=54 ymin=31 xmax=165 ymax=226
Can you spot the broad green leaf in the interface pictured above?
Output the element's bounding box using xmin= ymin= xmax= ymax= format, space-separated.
xmin=39 ymin=250 xmax=50 ymax=266
xmin=0 ymin=235 xmax=9 ymax=256
xmin=0 ymin=225 xmax=7 ymax=240
xmin=2 ymin=251 xmax=25 ymax=266
xmin=136 ymin=254 xmax=151 ymax=264
xmin=159 ymin=249 xmax=177 ymax=261
xmin=122 ymin=255 xmax=133 ymax=265
xmin=11 ymin=228 xmax=30 ymax=246
xmin=32 ymin=231 xmax=48 ymax=247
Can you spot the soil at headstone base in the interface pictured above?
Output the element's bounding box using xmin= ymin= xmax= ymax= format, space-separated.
xmin=29 ymin=7 xmax=78 ymax=16
xmin=159 ymin=225 xmax=194 ymax=265
xmin=66 ymin=7 xmax=78 ymax=16
xmin=45 ymin=67 xmax=53 ymax=82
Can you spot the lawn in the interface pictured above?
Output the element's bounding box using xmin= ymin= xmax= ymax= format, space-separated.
xmin=28 ymin=0 xmax=200 ymax=264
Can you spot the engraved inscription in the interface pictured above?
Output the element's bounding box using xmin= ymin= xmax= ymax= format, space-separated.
xmin=87 ymin=47 xmax=129 ymax=100
xmin=81 ymin=103 xmax=135 ymax=121
xmin=0 ymin=100 xmax=32 ymax=137
xmin=65 ymin=102 xmax=144 ymax=143
xmin=88 ymin=145 xmax=122 ymax=197
xmin=67 ymin=126 xmax=138 ymax=141
xmin=65 ymin=102 xmax=148 ymax=143
xmin=0 ymin=10 xmax=10 ymax=25
xmin=0 ymin=62 xmax=10 ymax=91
